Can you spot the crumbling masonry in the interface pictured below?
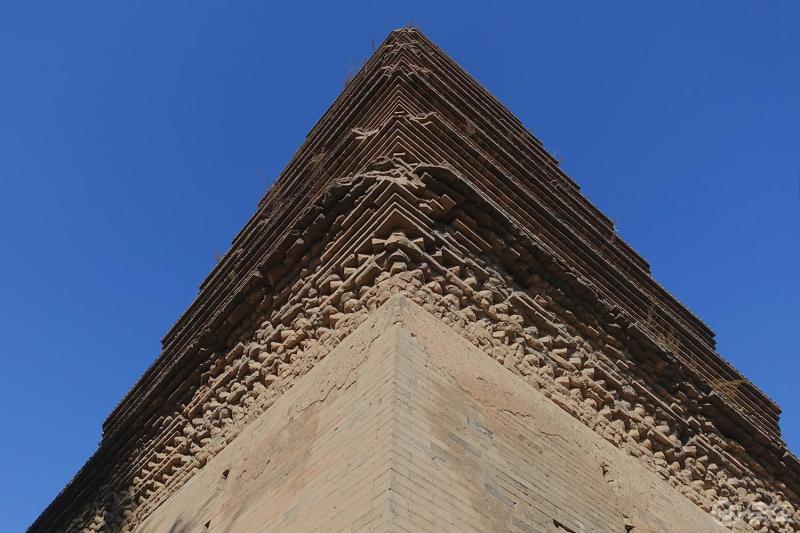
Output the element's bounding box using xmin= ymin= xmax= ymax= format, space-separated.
xmin=32 ymin=29 xmax=798 ymax=532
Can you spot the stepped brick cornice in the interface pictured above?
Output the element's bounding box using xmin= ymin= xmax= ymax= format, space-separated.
xmin=32 ymin=28 xmax=798 ymax=532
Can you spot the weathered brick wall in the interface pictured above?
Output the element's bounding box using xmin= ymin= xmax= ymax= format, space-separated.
xmin=387 ymin=296 xmax=737 ymax=532
xmin=135 ymin=296 xmax=737 ymax=532
xmin=136 ymin=295 xmax=401 ymax=532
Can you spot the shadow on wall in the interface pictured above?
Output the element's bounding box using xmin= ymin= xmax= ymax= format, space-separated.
xmin=168 ymin=518 xmax=194 ymax=533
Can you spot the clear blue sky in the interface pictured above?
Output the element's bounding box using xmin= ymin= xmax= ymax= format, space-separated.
xmin=1 ymin=2 xmax=797 ymax=530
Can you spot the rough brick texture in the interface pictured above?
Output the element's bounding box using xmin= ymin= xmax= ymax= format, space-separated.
xmin=137 ymin=296 xmax=733 ymax=532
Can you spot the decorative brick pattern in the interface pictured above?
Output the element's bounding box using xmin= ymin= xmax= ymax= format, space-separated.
xmin=32 ymin=29 xmax=797 ymax=533
xmin=135 ymin=296 xmax=735 ymax=533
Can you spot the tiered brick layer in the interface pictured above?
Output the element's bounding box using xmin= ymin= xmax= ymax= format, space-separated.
xmin=32 ymin=28 xmax=798 ymax=532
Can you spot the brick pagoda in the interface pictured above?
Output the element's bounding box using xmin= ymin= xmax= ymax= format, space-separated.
xmin=32 ymin=28 xmax=798 ymax=532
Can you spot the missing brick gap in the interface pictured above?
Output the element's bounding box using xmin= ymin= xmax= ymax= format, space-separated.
xmin=552 ymin=518 xmax=578 ymax=533
xmin=204 ymin=520 xmax=211 ymax=529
